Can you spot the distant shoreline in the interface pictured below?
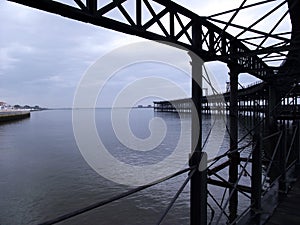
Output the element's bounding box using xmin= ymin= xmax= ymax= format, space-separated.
xmin=0 ymin=110 xmax=30 ymax=122
xmin=47 ymin=107 xmax=154 ymax=110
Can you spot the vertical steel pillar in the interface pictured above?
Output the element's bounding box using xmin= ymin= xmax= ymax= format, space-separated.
xmin=267 ymin=85 xmax=280 ymax=181
xmin=279 ymin=126 xmax=287 ymax=193
xmin=189 ymin=20 xmax=207 ymax=225
xmin=268 ymin=85 xmax=280 ymax=131
xmin=86 ymin=0 xmax=97 ymax=13
xmin=136 ymin=0 xmax=142 ymax=27
xmin=251 ymin=128 xmax=262 ymax=214
xmin=228 ymin=63 xmax=240 ymax=223
xmin=295 ymin=121 xmax=300 ymax=165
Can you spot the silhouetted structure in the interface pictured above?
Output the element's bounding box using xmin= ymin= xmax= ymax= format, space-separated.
xmin=7 ymin=1 xmax=300 ymax=224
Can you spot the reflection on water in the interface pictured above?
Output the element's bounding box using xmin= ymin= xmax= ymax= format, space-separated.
xmin=0 ymin=109 xmax=252 ymax=225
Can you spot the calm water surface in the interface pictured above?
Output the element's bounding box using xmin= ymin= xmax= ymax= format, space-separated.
xmin=0 ymin=109 xmax=252 ymax=225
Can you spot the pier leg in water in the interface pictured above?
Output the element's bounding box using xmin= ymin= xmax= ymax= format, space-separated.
xmin=251 ymin=127 xmax=262 ymax=221
xmin=228 ymin=63 xmax=240 ymax=223
xmin=189 ymin=21 xmax=207 ymax=225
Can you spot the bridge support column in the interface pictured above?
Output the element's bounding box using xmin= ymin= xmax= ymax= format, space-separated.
xmin=190 ymin=53 xmax=207 ymax=225
xmin=267 ymin=85 xmax=281 ymax=181
xmin=279 ymin=125 xmax=287 ymax=193
xmin=189 ymin=22 xmax=207 ymax=225
xmin=295 ymin=121 xmax=300 ymax=165
xmin=251 ymin=127 xmax=262 ymax=217
xmin=228 ymin=63 xmax=240 ymax=223
xmin=268 ymin=85 xmax=280 ymax=131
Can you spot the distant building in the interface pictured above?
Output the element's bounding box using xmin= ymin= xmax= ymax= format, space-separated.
xmin=0 ymin=102 xmax=6 ymax=110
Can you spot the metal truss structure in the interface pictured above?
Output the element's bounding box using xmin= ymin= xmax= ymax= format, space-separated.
xmin=7 ymin=0 xmax=299 ymax=81
xmin=6 ymin=0 xmax=300 ymax=225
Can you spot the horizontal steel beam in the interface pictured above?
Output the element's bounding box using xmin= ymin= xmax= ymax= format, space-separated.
xmin=207 ymin=178 xmax=252 ymax=193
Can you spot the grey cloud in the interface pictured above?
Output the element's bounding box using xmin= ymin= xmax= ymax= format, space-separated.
xmin=0 ymin=0 xmax=290 ymax=107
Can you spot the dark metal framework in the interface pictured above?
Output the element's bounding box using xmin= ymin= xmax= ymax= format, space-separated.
xmin=6 ymin=0 xmax=300 ymax=225
xmin=8 ymin=0 xmax=295 ymax=80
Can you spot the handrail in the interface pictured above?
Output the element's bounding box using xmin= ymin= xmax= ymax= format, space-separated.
xmin=38 ymin=166 xmax=193 ymax=225
xmin=156 ymin=167 xmax=196 ymax=225
xmin=263 ymin=131 xmax=282 ymax=141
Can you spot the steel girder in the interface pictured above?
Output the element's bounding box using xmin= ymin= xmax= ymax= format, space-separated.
xmin=7 ymin=0 xmax=277 ymax=79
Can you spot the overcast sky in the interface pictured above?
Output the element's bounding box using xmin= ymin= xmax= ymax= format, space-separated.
xmin=0 ymin=0 xmax=290 ymax=108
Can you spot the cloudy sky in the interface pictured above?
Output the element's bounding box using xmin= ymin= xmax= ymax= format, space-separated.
xmin=0 ymin=0 xmax=290 ymax=108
